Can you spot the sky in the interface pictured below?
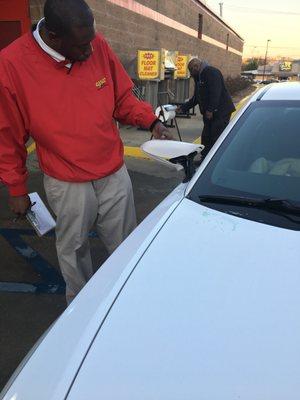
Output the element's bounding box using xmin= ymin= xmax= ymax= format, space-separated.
xmin=205 ymin=0 xmax=300 ymax=59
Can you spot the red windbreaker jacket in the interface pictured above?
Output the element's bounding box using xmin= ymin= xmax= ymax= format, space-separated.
xmin=0 ymin=33 xmax=157 ymax=196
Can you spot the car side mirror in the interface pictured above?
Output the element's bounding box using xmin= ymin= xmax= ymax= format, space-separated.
xmin=140 ymin=140 xmax=204 ymax=182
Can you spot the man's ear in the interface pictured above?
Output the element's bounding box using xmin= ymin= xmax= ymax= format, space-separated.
xmin=47 ymin=30 xmax=58 ymax=40
xmin=47 ymin=31 xmax=63 ymax=47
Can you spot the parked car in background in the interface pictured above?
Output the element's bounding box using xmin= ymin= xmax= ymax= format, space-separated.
xmin=2 ymin=82 xmax=300 ymax=400
xmin=260 ymin=78 xmax=280 ymax=84
xmin=241 ymin=75 xmax=253 ymax=83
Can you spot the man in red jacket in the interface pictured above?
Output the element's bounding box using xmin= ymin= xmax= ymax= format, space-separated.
xmin=0 ymin=0 xmax=170 ymax=303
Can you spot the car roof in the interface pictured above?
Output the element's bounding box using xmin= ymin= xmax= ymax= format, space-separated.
xmin=254 ymin=82 xmax=300 ymax=101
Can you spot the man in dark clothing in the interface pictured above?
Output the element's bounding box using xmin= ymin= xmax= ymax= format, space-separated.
xmin=179 ymin=58 xmax=235 ymax=158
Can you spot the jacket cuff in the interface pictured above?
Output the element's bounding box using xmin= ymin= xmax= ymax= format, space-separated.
xmin=140 ymin=114 xmax=158 ymax=130
xmin=8 ymin=182 xmax=28 ymax=197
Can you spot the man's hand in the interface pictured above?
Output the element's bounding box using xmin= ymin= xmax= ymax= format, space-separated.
xmin=176 ymin=106 xmax=183 ymax=114
xmin=152 ymin=121 xmax=173 ymax=140
xmin=205 ymin=111 xmax=213 ymax=120
xmin=9 ymin=195 xmax=31 ymax=216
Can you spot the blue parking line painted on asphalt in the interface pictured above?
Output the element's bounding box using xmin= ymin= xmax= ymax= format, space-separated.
xmin=0 ymin=282 xmax=36 ymax=293
xmin=0 ymin=281 xmax=65 ymax=294
xmin=0 ymin=228 xmax=65 ymax=294
xmin=0 ymin=228 xmax=99 ymax=294
xmin=1 ymin=228 xmax=98 ymax=238
xmin=0 ymin=228 xmax=64 ymax=283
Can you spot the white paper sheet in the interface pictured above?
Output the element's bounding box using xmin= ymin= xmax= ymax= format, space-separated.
xmin=26 ymin=192 xmax=56 ymax=236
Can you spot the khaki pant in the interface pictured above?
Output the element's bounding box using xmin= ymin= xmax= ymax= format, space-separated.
xmin=44 ymin=165 xmax=136 ymax=303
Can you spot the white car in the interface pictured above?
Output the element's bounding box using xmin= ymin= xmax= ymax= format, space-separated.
xmin=2 ymin=82 xmax=300 ymax=400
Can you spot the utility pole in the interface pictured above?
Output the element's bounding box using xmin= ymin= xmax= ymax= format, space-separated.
xmin=262 ymin=39 xmax=271 ymax=82
xmin=219 ymin=2 xmax=223 ymax=17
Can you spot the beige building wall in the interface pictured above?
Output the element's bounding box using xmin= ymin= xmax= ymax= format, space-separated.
xmin=29 ymin=0 xmax=243 ymax=78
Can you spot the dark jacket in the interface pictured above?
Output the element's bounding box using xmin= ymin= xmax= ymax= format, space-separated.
xmin=182 ymin=66 xmax=235 ymax=118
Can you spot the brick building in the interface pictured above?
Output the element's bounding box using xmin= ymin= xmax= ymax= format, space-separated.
xmin=1 ymin=0 xmax=243 ymax=105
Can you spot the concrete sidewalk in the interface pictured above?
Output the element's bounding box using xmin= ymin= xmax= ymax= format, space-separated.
xmin=119 ymin=84 xmax=258 ymax=151
xmin=120 ymin=111 xmax=203 ymax=148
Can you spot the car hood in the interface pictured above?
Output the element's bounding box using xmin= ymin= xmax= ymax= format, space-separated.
xmin=68 ymin=198 xmax=300 ymax=399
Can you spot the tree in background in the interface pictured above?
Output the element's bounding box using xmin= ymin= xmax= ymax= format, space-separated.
xmin=242 ymin=57 xmax=265 ymax=71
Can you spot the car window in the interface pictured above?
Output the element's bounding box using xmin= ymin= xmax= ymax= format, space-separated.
xmin=188 ymin=100 xmax=300 ymax=229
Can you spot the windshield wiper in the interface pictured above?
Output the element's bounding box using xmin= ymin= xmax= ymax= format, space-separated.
xmin=198 ymin=195 xmax=300 ymax=215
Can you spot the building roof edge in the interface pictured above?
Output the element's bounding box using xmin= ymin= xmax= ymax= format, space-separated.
xmin=192 ymin=0 xmax=244 ymax=41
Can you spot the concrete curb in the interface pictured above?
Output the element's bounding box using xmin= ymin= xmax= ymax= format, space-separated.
xmin=124 ymin=146 xmax=150 ymax=159
xmin=27 ymin=141 xmax=151 ymax=159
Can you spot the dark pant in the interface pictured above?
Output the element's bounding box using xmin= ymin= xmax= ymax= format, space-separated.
xmin=201 ymin=114 xmax=231 ymax=158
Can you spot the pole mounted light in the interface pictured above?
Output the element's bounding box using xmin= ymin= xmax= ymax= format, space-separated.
xmin=219 ymin=2 xmax=223 ymax=17
xmin=262 ymin=39 xmax=271 ymax=82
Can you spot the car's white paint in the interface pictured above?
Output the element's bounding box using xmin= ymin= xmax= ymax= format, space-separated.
xmin=68 ymin=199 xmax=300 ymax=400
xmin=2 ymin=83 xmax=300 ymax=400
xmin=261 ymin=81 xmax=300 ymax=100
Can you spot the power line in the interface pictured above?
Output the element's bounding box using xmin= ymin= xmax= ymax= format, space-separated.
xmin=224 ymin=4 xmax=300 ymax=16
xmin=244 ymin=45 xmax=300 ymax=50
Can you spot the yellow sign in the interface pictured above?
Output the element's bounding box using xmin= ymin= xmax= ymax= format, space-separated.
xmin=176 ymin=55 xmax=189 ymax=78
xmin=279 ymin=61 xmax=292 ymax=72
xmin=138 ymin=50 xmax=160 ymax=80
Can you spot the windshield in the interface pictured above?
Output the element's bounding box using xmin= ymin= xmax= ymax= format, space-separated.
xmin=188 ymin=100 xmax=300 ymax=229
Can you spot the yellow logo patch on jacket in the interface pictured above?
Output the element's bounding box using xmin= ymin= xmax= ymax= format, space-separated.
xmin=96 ymin=78 xmax=106 ymax=89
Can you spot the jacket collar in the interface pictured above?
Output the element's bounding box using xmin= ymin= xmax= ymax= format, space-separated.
xmin=33 ymin=18 xmax=72 ymax=68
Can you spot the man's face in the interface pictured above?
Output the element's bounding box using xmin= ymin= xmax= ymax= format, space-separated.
xmin=59 ymin=25 xmax=96 ymax=62
xmin=188 ymin=61 xmax=202 ymax=78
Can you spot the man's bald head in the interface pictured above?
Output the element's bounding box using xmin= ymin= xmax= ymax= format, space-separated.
xmin=188 ymin=58 xmax=203 ymax=78
xmin=188 ymin=58 xmax=202 ymax=68
xmin=44 ymin=0 xmax=94 ymax=37
xmin=42 ymin=0 xmax=95 ymax=62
